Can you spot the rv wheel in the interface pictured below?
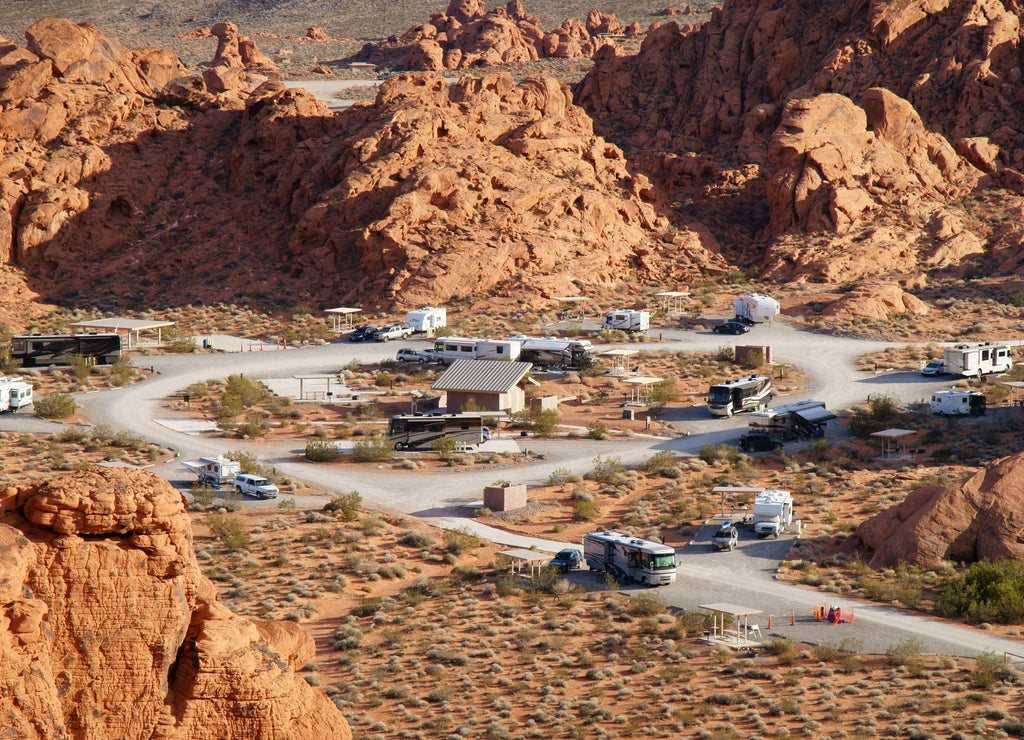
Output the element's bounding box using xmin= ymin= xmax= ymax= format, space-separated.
xmin=394 ymin=442 xmax=404 ymax=451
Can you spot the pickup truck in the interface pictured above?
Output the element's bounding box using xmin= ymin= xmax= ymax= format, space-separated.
xmin=374 ymin=324 xmax=414 ymax=342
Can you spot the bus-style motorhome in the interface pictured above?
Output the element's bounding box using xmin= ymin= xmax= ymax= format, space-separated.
xmin=388 ymin=413 xmax=491 ymax=450
xmin=10 ymin=333 xmax=122 ymax=367
xmin=582 ymin=530 xmax=677 ymax=586
xmin=943 ymin=342 xmax=1013 ymax=377
xmin=707 ymin=374 xmax=772 ymax=417
xmin=518 ymin=337 xmax=596 ymax=370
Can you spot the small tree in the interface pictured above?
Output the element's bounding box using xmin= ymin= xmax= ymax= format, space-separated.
xmin=512 ymin=406 xmax=560 ymax=437
xmin=433 ymin=435 xmax=458 ymax=461
xmin=34 ymin=393 xmax=77 ymax=419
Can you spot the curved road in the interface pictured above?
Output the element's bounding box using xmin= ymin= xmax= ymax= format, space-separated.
xmin=41 ymin=320 xmax=1024 ymax=658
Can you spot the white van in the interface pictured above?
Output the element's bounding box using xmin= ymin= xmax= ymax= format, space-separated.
xmin=233 ymin=473 xmax=279 ymax=499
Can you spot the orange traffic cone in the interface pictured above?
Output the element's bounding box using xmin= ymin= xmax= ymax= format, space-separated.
xmin=791 ymin=612 xmax=795 ymax=626
xmin=767 ymin=614 xmax=772 ymax=629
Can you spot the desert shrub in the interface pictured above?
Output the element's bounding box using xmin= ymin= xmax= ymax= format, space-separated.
xmin=548 ymin=467 xmax=576 ymax=485
xmin=305 ymin=439 xmax=341 ymax=462
xmin=586 ymin=420 xmax=609 ymax=440
xmin=234 ymin=420 xmax=267 ymax=438
xmin=223 ymin=373 xmax=270 ymax=408
xmin=324 ymin=490 xmax=362 ymax=521
xmin=738 ymin=349 xmax=765 ymax=370
xmin=885 ymin=637 xmax=925 ymax=667
xmin=442 ymin=526 xmax=481 ymax=555
xmin=433 ymin=435 xmax=458 ymax=461
xmin=205 ymin=512 xmax=250 ymax=552
xmin=185 ymin=381 xmax=210 ymax=399
xmin=34 ymin=393 xmax=77 ymax=419
xmin=572 ymin=500 xmax=600 ymax=521
xmin=935 ymin=559 xmax=1024 ymax=624
xmin=642 ymin=450 xmax=677 ymax=474
xmin=166 ymin=336 xmax=198 ymax=353
xmin=511 ymin=406 xmax=560 ymax=437
xmin=590 ymin=454 xmax=624 ymax=483
xmin=848 ymin=394 xmax=900 ymax=438
xmin=224 ymin=450 xmax=274 ymax=477
xmin=108 ymin=354 xmax=136 ymax=386
xmin=969 ymin=650 xmax=1018 ymax=689
xmin=374 ymin=371 xmax=394 ymax=388
xmin=627 ymin=592 xmax=667 ymax=617
xmin=352 ymin=434 xmax=394 ymax=462
xmin=68 ymin=353 xmax=92 ymax=381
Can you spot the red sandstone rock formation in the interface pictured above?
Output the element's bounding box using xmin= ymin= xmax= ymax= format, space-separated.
xmin=0 ymin=468 xmax=350 ymax=739
xmin=848 ymin=452 xmax=1024 ymax=569
xmin=352 ymin=0 xmax=616 ymax=71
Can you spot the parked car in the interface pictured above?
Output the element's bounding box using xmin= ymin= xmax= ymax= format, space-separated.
xmin=233 ymin=473 xmax=279 ymax=499
xmin=374 ymin=324 xmax=414 ymax=342
xmin=396 ymin=348 xmax=435 ymax=364
xmin=549 ymin=548 xmax=582 ymax=573
xmin=348 ymin=325 xmax=376 ymax=342
xmin=739 ymin=432 xmax=784 ymax=453
xmin=921 ymin=359 xmax=946 ymax=376
xmin=711 ymin=524 xmax=739 ymax=551
xmin=713 ymin=321 xmax=751 ymax=335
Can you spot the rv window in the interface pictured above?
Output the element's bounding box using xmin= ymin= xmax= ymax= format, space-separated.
xmin=496 ymin=347 xmax=504 ymax=354
xmin=460 ymin=345 xmax=472 ymax=352
xmin=651 ymin=553 xmax=676 ymax=569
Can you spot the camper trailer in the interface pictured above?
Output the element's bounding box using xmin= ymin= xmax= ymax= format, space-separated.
xmin=432 ymin=337 xmax=522 ymax=364
xmin=943 ymin=342 xmax=1013 ymax=377
xmin=10 ymin=333 xmax=122 ymax=367
xmin=404 ymin=307 xmax=447 ymax=335
xmin=582 ymin=530 xmax=677 ymax=586
xmin=388 ymin=413 xmax=490 ymax=450
xmin=0 ymin=376 xmax=33 ymax=412
xmin=752 ymin=489 xmax=793 ymax=538
xmin=707 ymin=375 xmax=773 ymax=417
xmin=931 ymin=390 xmax=986 ymax=416
xmin=733 ymin=293 xmax=780 ymax=324
xmin=518 ymin=337 xmax=596 ymax=370
xmin=747 ymin=399 xmax=835 ymax=440
xmin=602 ymin=309 xmax=650 ymax=333
xmin=182 ymin=456 xmax=241 ymax=486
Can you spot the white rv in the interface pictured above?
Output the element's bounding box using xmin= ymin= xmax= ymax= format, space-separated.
xmin=182 ymin=456 xmax=241 ymax=486
xmin=752 ymin=489 xmax=793 ymax=538
xmin=707 ymin=375 xmax=772 ymax=417
xmin=733 ymin=293 xmax=780 ymax=324
xmin=747 ymin=399 xmax=835 ymax=440
xmin=432 ymin=337 xmax=521 ymax=364
xmin=404 ymin=307 xmax=447 ymax=335
xmin=0 ymin=376 xmax=33 ymax=412
xmin=943 ymin=342 xmax=1013 ymax=377
xmin=582 ymin=530 xmax=677 ymax=586
xmin=602 ymin=309 xmax=650 ymax=333
xmin=930 ymin=390 xmax=986 ymax=416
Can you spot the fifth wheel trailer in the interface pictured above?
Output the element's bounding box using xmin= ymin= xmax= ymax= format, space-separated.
xmin=943 ymin=342 xmax=1013 ymax=377
xmin=601 ymin=310 xmax=650 ymax=333
xmin=582 ymin=530 xmax=677 ymax=586
xmin=747 ymin=399 xmax=835 ymax=440
xmin=733 ymin=293 xmax=780 ymax=324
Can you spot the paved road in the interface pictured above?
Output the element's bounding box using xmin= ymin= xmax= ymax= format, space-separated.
xmin=20 ymin=320 xmax=1020 ymax=658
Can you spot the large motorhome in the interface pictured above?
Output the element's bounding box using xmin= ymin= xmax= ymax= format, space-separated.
xmin=733 ymin=293 xmax=780 ymax=324
xmin=930 ymin=390 xmax=986 ymax=416
xmin=747 ymin=399 xmax=835 ymax=440
xmin=943 ymin=342 xmax=1013 ymax=377
xmin=707 ymin=374 xmax=772 ymax=417
xmin=582 ymin=530 xmax=677 ymax=586
xmin=601 ymin=309 xmax=650 ymax=333
xmin=388 ymin=413 xmax=490 ymax=450
xmin=753 ymin=489 xmax=794 ymax=538
xmin=10 ymin=333 xmax=122 ymax=367
xmin=431 ymin=337 xmax=522 ymax=364
xmin=518 ymin=337 xmax=596 ymax=370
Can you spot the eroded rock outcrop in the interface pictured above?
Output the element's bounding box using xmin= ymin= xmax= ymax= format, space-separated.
xmin=848 ymin=452 xmax=1024 ymax=569
xmin=351 ymin=0 xmax=619 ymax=71
xmin=0 ymin=468 xmax=350 ymax=740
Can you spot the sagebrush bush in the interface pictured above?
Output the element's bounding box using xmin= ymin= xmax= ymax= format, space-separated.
xmin=34 ymin=393 xmax=77 ymax=419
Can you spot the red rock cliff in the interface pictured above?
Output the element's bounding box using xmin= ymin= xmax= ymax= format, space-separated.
xmin=0 ymin=468 xmax=350 ymax=740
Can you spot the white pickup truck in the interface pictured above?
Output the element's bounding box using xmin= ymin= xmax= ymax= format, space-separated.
xmin=373 ymin=324 xmax=414 ymax=342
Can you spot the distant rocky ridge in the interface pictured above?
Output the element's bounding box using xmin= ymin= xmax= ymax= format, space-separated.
xmin=0 ymin=468 xmax=350 ymax=740
xmin=349 ymin=0 xmax=639 ymax=71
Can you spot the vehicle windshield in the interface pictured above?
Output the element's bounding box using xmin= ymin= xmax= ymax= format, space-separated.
xmin=651 ymin=554 xmax=676 ymax=569
xmin=252 ymin=478 xmax=271 ymax=486
xmin=708 ymin=387 xmax=731 ymax=405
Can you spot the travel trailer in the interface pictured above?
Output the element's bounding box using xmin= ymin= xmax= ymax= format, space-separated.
xmin=182 ymin=456 xmax=241 ymax=486
xmin=0 ymin=376 xmax=33 ymax=412
xmin=431 ymin=337 xmax=522 ymax=364
xmin=404 ymin=307 xmax=447 ymax=335
xmin=943 ymin=342 xmax=1013 ymax=377
xmin=582 ymin=530 xmax=677 ymax=586
xmin=733 ymin=293 xmax=780 ymax=324
xmin=602 ymin=309 xmax=650 ymax=333
xmin=930 ymin=390 xmax=986 ymax=416
xmin=388 ymin=413 xmax=490 ymax=450
xmin=752 ymin=489 xmax=794 ymax=538
xmin=707 ymin=375 xmax=772 ymax=417
xmin=747 ymin=399 xmax=835 ymax=440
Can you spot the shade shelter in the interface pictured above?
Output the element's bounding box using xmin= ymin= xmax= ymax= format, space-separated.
xmin=553 ymin=296 xmax=589 ymax=322
xmin=621 ymin=376 xmax=662 ymax=405
xmin=325 ymin=307 xmax=362 ymax=333
xmin=655 ymin=290 xmax=690 ymax=314
xmin=68 ymin=318 xmax=175 ymax=349
xmin=870 ymin=428 xmax=916 ymax=461
xmin=499 ymin=549 xmax=552 ymax=579
xmin=700 ymin=602 xmax=763 ymax=647
xmin=292 ymin=374 xmax=354 ymax=401
xmin=601 ymin=348 xmax=638 ymax=376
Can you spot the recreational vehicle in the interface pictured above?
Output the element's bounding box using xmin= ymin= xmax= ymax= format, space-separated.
xmin=431 ymin=337 xmax=522 ymax=364
xmin=930 ymin=390 xmax=986 ymax=416
xmin=0 ymin=376 xmax=33 ymax=412
xmin=752 ymin=489 xmax=794 ymax=538
xmin=733 ymin=293 xmax=780 ymax=324
xmin=518 ymin=337 xmax=596 ymax=370
xmin=10 ymin=333 xmax=122 ymax=367
xmin=943 ymin=342 xmax=1013 ymax=377
xmin=582 ymin=530 xmax=677 ymax=586
xmin=602 ymin=309 xmax=650 ymax=333
xmin=707 ymin=375 xmax=772 ymax=417
xmin=747 ymin=399 xmax=835 ymax=440
xmin=182 ymin=456 xmax=241 ymax=486
xmin=404 ymin=307 xmax=447 ymax=335
xmin=388 ymin=413 xmax=491 ymax=450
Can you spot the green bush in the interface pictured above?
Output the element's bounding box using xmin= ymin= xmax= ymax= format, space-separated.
xmin=884 ymin=636 xmax=925 ymax=667
xmin=442 ymin=526 xmax=481 ymax=555
xmin=642 ymin=450 xmax=677 ymax=474
xmin=511 ymin=406 xmax=560 ymax=437
xmin=206 ymin=512 xmax=250 ymax=552
xmin=935 ymin=559 xmax=1024 ymax=624
xmin=849 ymin=394 xmax=901 ymax=438
xmin=223 ymin=374 xmax=270 ymax=408
xmin=969 ymin=650 xmax=1017 ymax=689
xmin=166 ymin=337 xmax=198 ymax=353
xmin=432 ymin=435 xmax=458 ymax=461
xmin=586 ymin=420 xmax=609 ymax=439
xmin=352 ymin=434 xmax=394 ymax=462
xmin=34 ymin=393 xmax=77 ymax=419
xmin=590 ymin=454 xmax=624 ymax=483
xmin=305 ymin=439 xmax=341 ymax=462
xmin=324 ymin=490 xmax=362 ymax=521
xmin=572 ymin=500 xmax=600 ymax=521
xmin=627 ymin=592 xmax=667 ymax=617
